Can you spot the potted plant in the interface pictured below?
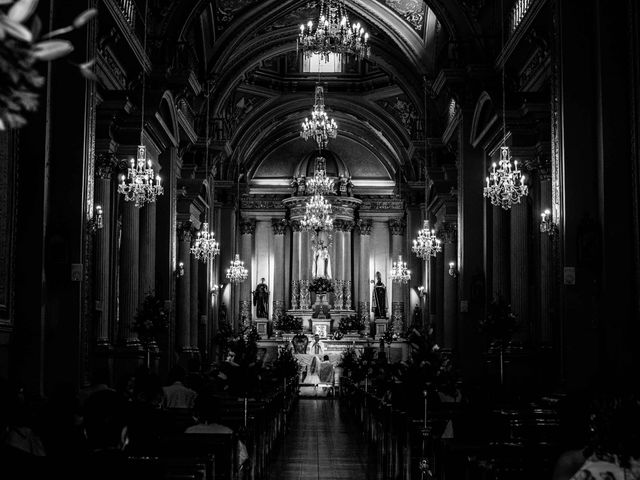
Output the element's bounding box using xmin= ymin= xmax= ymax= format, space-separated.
xmin=338 ymin=315 xmax=365 ymax=335
xmin=133 ymin=293 xmax=168 ymax=368
xmin=308 ymin=277 xmax=334 ymax=294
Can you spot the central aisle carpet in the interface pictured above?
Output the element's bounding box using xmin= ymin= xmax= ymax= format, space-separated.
xmin=267 ymin=398 xmax=381 ymax=480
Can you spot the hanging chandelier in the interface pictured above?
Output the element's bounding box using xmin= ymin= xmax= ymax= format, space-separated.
xmin=297 ymin=0 xmax=370 ymax=61
xmin=301 ymin=194 xmax=334 ymax=231
xmin=118 ymin=145 xmax=163 ymax=208
xmin=226 ymin=254 xmax=248 ymax=283
xmin=483 ymin=146 xmax=528 ymax=209
xmin=390 ymin=255 xmax=411 ymax=284
xmin=191 ymin=223 xmax=220 ymax=261
xmin=411 ymin=221 xmax=442 ymax=259
xmin=301 ymin=85 xmax=338 ymax=149
xmin=306 ymin=156 xmax=334 ymax=195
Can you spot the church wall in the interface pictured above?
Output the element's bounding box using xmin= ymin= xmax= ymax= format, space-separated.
xmin=371 ymin=220 xmax=391 ymax=311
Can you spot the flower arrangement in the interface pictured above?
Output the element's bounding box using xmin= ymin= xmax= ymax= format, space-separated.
xmin=338 ymin=315 xmax=365 ymax=333
xmin=308 ymin=277 xmax=334 ymax=293
xmin=339 ymin=346 xmax=376 ymax=382
xmin=382 ymin=325 xmax=398 ymax=344
xmin=133 ymin=294 xmax=168 ymax=345
xmin=273 ymin=347 xmax=300 ymax=379
xmin=274 ymin=314 xmax=303 ymax=333
xmin=0 ymin=0 xmax=97 ymax=130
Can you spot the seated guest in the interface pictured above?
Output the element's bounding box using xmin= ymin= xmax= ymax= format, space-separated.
xmin=78 ymin=367 xmax=114 ymax=407
xmin=162 ymin=366 xmax=197 ymax=410
xmin=185 ymin=396 xmax=249 ymax=467
xmin=318 ymin=355 xmax=334 ymax=384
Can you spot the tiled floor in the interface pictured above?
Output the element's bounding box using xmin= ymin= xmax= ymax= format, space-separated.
xmin=267 ymin=398 xmax=381 ymax=480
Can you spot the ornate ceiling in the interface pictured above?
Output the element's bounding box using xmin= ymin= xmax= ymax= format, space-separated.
xmin=152 ymin=0 xmax=487 ymax=186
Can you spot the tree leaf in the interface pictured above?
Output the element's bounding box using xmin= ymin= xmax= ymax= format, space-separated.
xmin=40 ymin=25 xmax=72 ymax=39
xmin=30 ymin=14 xmax=41 ymax=38
xmin=2 ymin=16 xmax=33 ymax=42
xmin=0 ymin=0 xmax=14 ymax=5
xmin=72 ymin=8 xmax=97 ymax=28
xmin=32 ymin=39 xmax=73 ymax=61
xmin=8 ymin=0 xmax=38 ymax=23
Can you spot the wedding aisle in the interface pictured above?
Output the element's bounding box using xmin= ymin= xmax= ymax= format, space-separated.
xmin=267 ymin=399 xmax=381 ymax=480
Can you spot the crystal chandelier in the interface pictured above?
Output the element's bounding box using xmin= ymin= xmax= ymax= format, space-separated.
xmin=412 ymin=221 xmax=442 ymax=259
xmin=118 ymin=145 xmax=163 ymax=207
xmin=390 ymin=255 xmax=411 ymax=284
xmin=298 ymin=0 xmax=370 ymax=61
xmin=483 ymin=146 xmax=528 ymax=209
xmin=306 ymin=156 xmax=334 ymax=195
xmin=300 ymin=85 xmax=338 ymax=149
xmin=226 ymin=253 xmax=248 ymax=284
xmin=191 ymin=223 xmax=220 ymax=261
xmin=301 ymin=194 xmax=334 ymax=231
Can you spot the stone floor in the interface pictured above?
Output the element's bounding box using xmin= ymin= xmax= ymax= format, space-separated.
xmin=267 ymin=398 xmax=381 ymax=480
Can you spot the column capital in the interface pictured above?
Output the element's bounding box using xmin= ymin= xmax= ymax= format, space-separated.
xmin=334 ymin=219 xmax=345 ymax=232
xmin=240 ymin=218 xmax=256 ymax=235
xmin=95 ymin=152 xmax=118 ymax=179
xmin=342 ymin=220 xmax=355 ymax=233
xmin=177 ymin=221 xmax=194 ymax=242
xmin=389 ymin=218 xmax=406 ymax=235
xmin=439 ymin=222 xmax=457 ymax=244
xmin=290 ymin=220 xmax=303 ymax=232
xmin=358 ymin=219 xmax=373 ymax=235
xmin=272 ymin=218 xmax=287 ymax=235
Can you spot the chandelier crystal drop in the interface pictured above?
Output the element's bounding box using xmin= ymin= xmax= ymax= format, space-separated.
xmin=411 ymin=221 xmax=442 ymax=259
xmin=298 ymin=0 xmax=370 ymax=61
xmin=390 ymin=255 xmax=411 ymax=284
xmin=301 ymin=194 xmax=334 ymax=232
xmin=190 ymin=223 xmax=220 ymax=262
xmin=483 ymin=146 xmax=528 ymax=210
xmin=306 ymin=156 xmax=335 ymax=195
xmin=301 ymin=85 xmax=338 ymax=149
xmin=226 ymin=254 xmax=248 ymax=284
xmin=118 ymin=145 xmax=163 ymax=208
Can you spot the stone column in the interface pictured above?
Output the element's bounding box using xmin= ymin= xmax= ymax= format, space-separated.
xmin=118 ymin=200 xmax=141 ymax=348
xmin=139 ymin=201 xmax=156 ymax=299
xmin=272 ymin=219 xmax=287 ymax=321
xmin=190 ymin=254 xmax=200 ymax=353
xmin=239 ymin=219 xmax=255 ymax=326
xmin=492 ymin=208 xmax=510 ymax=301
xmin=94 ymin=154 xmax=116 ymax=348
xmin=343 ymin=221 xmax=354 ymax=309
xmin=389 ymin=218 xmax=406 ymax=333
xmin=539 ymin=173 xmax=553 ymax=344
xmin=442 ymin=223 xmax=458 ymax=349
xmin=291 ymin=222 xmax=301 ymax=308
xmin=435 ymin=245 xmax=445 ymax=346
xmin=176 ymin=224 xmax=192 ymax=353
xmin=358 ymin=220 xmax=372 ymax=322
xmin=510 ymin=201 xmax=530 ymax=343
xmin=300 ymin=230 xmax=310 ymax=281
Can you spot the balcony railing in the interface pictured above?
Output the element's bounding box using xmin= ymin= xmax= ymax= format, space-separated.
xmin=117 ymin=0 xmax=137 ymax=31
xmin=509 ymin=0 xmax=534 ymax=34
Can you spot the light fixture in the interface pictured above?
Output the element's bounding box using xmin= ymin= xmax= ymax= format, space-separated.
xmin=297 ymin=0 xmax=370 ymax=61
xmin=483 ymin=146 xmax=528 ymax=209
xmin=191 ymin=82 xmax=220 ymax=262
xmin=483 ymin=0 xmax=528 ymax=210
xmin=211 ymin=284 xmax=223 ymax=295
xmin=226 ymin=254 xmax=248 ymax=284
xmin=417 ymin=286 xmax=426 ymax=298
xmin=390 ymin=255 xmax=411 ymax=284
xmin=301 ymin=194 xmax=334 ymax=232
xmin=539 ymin=209 xmax=557 ymax=236
xmin=300 ymin=85 xmax=338 ymax=149
xmin=226 ymin=175 xmax=249 ymax=284
xmin=306 ymin=156 xmax=335 ymax=195
xmin=412 ymin=220 xmax=442 ymax=259
xmin=175 ymin=262 xmax=185 ymax=278
xmin=95 ymin=205 xmax=103 ymax=230
xmin=117 ymin=0 xmax=162 ymax=208
xmin=448 ymin=262 xmax=458 ymax=278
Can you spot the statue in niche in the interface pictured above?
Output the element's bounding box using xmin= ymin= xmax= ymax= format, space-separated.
xmin=346 ymin=175 xmax=354 ymax=197
xmin=253 ymin=278 xmax=269 ymax=319
xmin=372 ymin=271 xmax=387 ymax=319
xmin=298 ymin=176 xmax=306 ymax=196
xmin=312 ymin=241 xmax=332 ymax=279
xmin=338 ymin=174 xmax=348 ymax=196
xmin=290 ymin=177 xmax=299 ymax=196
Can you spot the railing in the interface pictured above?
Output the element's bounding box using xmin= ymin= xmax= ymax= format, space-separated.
xmin=509 ymin=0 xmax=533 ymax=34
xmin=117 ymin=0 xmax=137 ymax=31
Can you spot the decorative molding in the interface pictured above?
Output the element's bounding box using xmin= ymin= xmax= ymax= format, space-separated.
xmin=391 ymin=301 xmax=405 ymax=333
xmin=241 ymin=195 xmax=285 ymax=210
xmin=389 ymin=218 xmax=407 ymax=235
xmin=272 ymin=300 xmax=285 ymax=322
xmin=239 ymin=218 xmax=256 ymax=235
xmin=440 ymin=222 xmax=458 ymax=244
xmin=333 ymin=279 xmax=344 ymax=309
xmin=240 ymin=300 xmax=252 ymax=327
xmin=95 ymin=152 xmax=118 ymax=179
xmin=519 ymin=46 xmax=551 ymax=91
xmin=271 ymin=218 xmax=287 ymax=235
xmin=177 ymin=222 xmax=193 ymax=242
xmin=359 ymin=198 xmax=405 ymax=211
xmin=358 ymin=219 xmax=373 ymax=235
xmin=358 ymin=301 xmax=371 ymax=322
xmin=299 ymin=280 xmax=310 ymax=310
xmin=291 ymin=280 xmax=300 ymax=309
xmin=344 ymin=280 xmax=352 ymax=309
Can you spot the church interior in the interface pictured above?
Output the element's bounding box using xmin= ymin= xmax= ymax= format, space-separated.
xmin=1 ymin=0 xmax=639 ymax=478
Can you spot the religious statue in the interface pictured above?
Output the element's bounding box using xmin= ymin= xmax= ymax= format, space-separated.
xmin=290 ymin=177 xmax=299 ymax=195
xmin=338 ymin=174 xmax=348 ymax=196
xmin=346 ymin=175 xmax=354 ymax=197
xmin=372 ymin=271 xmax=387 ymax=318
xmin=253 ymin=278 xmax=269 ymax=319
xmin=312 ymin=241 xmax=332 ymax=279
xmin=298 ymin=176 xmax=306 ymax=195
xmin=219 ymin=302 xmax=228 ymax=323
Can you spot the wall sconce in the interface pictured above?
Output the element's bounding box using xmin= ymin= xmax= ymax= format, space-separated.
xmin=95 ymin=205 xmax=103 ymax=230
xmin=417 ymin=286 xmax=427 ymax=298
xmin=448 ymin=262 xmax=458 ymax=278
xmin=539 ymin=209 xmax=557 ymax=236
xmin=175 ymin=262 xmax=185 ymax=278
xmin=211 ymin=284 xmax=223 ymax=296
